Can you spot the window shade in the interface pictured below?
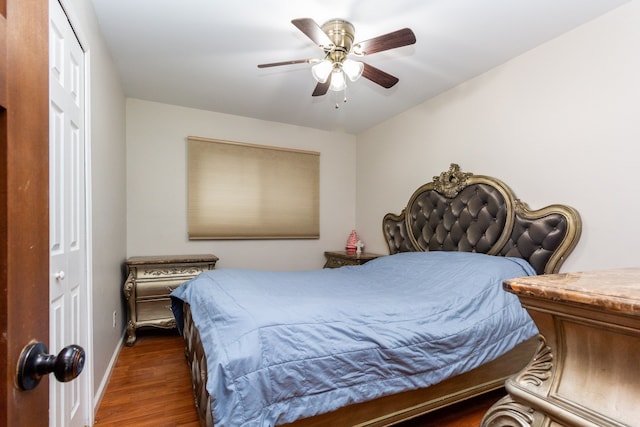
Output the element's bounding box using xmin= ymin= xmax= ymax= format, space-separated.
xmin=187 ymin=137 xmax=320 ymax=239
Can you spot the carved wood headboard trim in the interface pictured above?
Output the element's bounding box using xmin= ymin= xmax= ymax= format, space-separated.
xmin=382 ymin=164 xmax=582 ymax=274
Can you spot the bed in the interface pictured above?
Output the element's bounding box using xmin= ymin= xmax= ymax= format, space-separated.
xmin=171 ymin=163 xmax=582 ymax=427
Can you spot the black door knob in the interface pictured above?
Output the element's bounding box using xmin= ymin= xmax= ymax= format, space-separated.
xmin=17 ymin=342 xmax=85 ymax=391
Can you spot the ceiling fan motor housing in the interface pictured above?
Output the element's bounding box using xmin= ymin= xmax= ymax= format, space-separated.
xmin=321 ymin=19 xmax=355 ymax=61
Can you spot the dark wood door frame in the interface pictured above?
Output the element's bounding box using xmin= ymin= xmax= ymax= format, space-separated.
xmin=1 ymin=0 xmax=50 ymax=425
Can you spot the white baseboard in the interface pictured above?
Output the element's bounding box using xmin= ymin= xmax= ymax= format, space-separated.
xmin=92 ymin=330 xmax=125 ymax=416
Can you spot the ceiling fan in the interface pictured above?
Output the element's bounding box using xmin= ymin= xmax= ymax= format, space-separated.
xmin=258 ymin=18 xmax=416 ymax=99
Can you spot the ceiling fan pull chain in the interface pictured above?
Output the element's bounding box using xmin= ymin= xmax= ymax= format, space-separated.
xmin=332 ymin=88 xmax=348 ymax=109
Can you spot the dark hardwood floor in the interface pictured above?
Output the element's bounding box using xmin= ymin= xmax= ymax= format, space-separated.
xmin=94 ymin=330 xmax=502 ymax=426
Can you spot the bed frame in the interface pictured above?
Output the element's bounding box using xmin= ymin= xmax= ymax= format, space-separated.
xmin=181 ymin=163 xmax=582 ymax=426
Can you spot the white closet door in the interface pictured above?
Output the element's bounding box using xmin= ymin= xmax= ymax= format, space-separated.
xmin=49 ymin=1 xmax=89 ymax=426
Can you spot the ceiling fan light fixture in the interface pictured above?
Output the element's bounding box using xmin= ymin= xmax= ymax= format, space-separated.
xmin=259 ymin=18 xmax=416 ymax=100
xmin=342 ymin=59 xmax=364 ymax=82
xmin=329 ymin=69 xmax=347 ymax=92
xmin=311 ymin=60 xmax=332 ymax=84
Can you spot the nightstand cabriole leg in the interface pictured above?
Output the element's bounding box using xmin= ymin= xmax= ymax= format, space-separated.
xmin=123 ymin=272 xmax=138 ymax=346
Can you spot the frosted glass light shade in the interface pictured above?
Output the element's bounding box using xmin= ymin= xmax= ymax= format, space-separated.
xmin=311 ymin=60 xmax=332 ymax=83
xmin=342 ymin=59 xmax=364 ymax=81
xmin=329 ymin=70 xmax=346 ymax=91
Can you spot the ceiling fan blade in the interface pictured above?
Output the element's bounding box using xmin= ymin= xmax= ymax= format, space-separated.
xmin=257 ymin=59 xmax=314 ymax=68
xmin=355 ymin=28 xmax=416 ymax=55
xmin=361 ymin=62 xmax=399 ymax=88
xmin=292 ymin=18 xmax=333 ymax=47
xmin=312 ymin=74 xmax=331 ymax=97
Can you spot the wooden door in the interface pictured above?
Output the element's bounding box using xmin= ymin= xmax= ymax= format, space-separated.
xmin=1 ymin=0 xmax=51 ymax=426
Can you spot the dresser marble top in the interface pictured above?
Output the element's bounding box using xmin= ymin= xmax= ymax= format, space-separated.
xmin=503 ymin=268 xmax=640 ymax=316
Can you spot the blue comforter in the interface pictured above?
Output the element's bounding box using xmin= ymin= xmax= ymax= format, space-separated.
xmin=171 ymin=251 xmax=538 ymax=427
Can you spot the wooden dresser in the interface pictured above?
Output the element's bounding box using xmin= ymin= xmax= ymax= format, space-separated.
xmin=482 ymin=268 xmax=640 ymax=427
xmin=323 ymin=250 xmax=384 ymax=268
xmin=123 ymin=254 xmax=218 ymax=345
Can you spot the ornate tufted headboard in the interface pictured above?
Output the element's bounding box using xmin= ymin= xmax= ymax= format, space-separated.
xmin=382 ymin=164 xmax=582 ymax=274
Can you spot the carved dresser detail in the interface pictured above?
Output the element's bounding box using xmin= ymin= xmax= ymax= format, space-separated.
xmin=482 ymin=268 xmax=640 ymax=427
xmin=123 ymin=254 xmax=218 ymax=345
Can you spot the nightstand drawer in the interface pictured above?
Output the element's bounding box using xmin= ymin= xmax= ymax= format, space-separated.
xmin=135 ymin=278 xmax=191 ymax=298
xmin=135 ymin=264 xmax=211 ymax=280
xmin=324 ymin=257 xmax=353 ymax=268
xmin=323 ymin=251 xmax=384 ymax=268
xmin=136 ymin=298 xmax=175 ymax=323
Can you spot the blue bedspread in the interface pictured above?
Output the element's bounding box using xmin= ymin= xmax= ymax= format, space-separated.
xmin=171 ymin=251 xmax=538 ymax=427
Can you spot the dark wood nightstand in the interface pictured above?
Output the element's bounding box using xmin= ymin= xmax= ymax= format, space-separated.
xmin=323 ymin=251 xmax=384 ymax=268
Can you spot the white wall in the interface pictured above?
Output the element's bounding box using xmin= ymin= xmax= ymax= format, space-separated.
xmin=126 ymin=99 xmax=357 ymax=270
xmin=63 ymin=0 xmax=128 ymax=403
xmin=356 ymin=0 xmax=640 ymax=273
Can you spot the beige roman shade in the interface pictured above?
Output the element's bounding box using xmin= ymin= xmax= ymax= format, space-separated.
xmin=187 ymin=136 xmax=320 ymax=239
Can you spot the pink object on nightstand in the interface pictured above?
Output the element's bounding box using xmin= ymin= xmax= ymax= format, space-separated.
xmin=346 ymin=229 xmax=359 ymax=254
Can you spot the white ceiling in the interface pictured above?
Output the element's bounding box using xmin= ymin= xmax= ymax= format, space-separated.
xmin=89 ymin=0 xmax=628 ymax=134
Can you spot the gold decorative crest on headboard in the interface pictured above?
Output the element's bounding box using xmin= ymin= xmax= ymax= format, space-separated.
xmin=432 ymin=163 xmax=473 ymax=198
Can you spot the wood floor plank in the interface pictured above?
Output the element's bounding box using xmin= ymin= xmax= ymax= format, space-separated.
xmin=94 ymin=330 xmax=200 ymax=427
xmin=95 ymin=330 xmax=500 ymax=426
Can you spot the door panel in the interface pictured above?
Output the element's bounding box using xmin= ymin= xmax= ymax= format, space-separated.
xmin=1 ymin=0 xmax=51 ymax=426
xmin=49 ymin=1 xmax=88 ymax=425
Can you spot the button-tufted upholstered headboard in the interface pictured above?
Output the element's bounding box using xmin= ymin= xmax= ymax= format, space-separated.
xmin=382 ymin=164 xmax=582 ymax=274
